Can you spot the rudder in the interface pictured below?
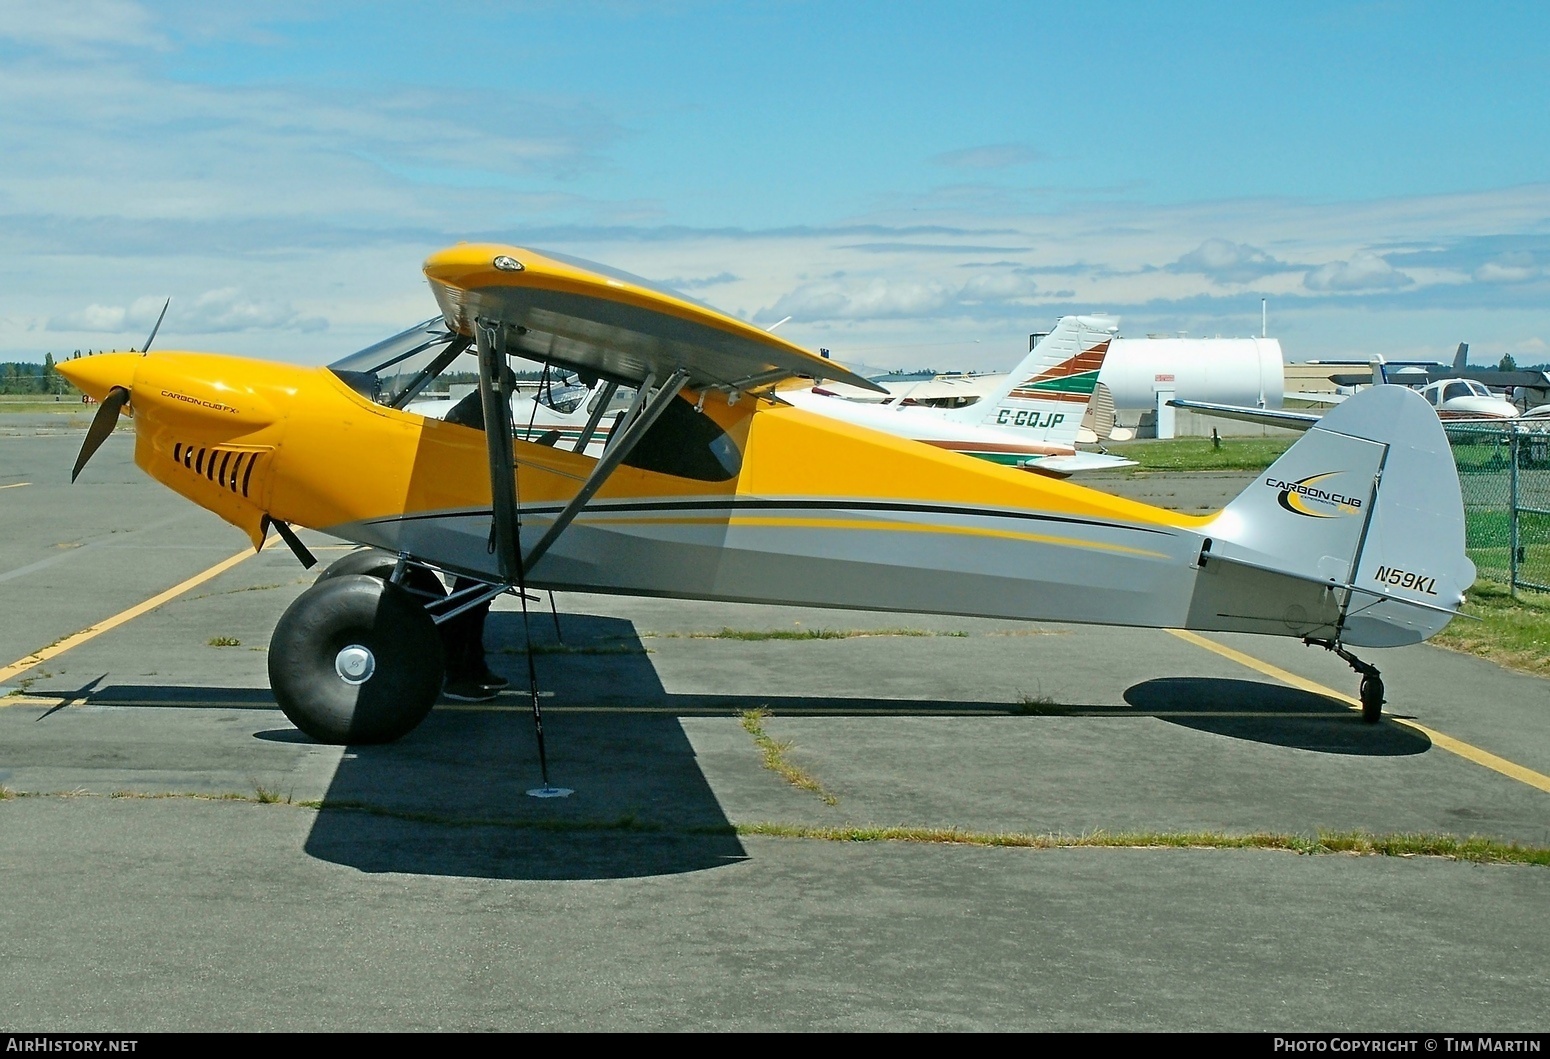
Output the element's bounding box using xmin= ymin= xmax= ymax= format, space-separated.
xmin=1194 ymin=385 xmax=1472 ymax=647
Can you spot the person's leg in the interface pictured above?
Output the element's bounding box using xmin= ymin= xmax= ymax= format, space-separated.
xmin=441 ymin=578 xmax=505 ymax=700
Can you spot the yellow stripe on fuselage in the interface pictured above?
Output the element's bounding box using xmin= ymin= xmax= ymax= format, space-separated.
xmin=582 ymin=514 xmax=1171 ymax=559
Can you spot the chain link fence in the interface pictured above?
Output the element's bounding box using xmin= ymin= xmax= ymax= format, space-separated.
xmin=1445 ymin=421 xmax=1550 ymax=594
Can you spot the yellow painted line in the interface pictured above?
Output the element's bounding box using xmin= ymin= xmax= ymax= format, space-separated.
xmin=0 ymin=482 xmax=31 ymax=490
xmin=1167 ymin=628 xmax=1550 ymax=794
xmin=0 ymin=541 xmax=272 ymax=685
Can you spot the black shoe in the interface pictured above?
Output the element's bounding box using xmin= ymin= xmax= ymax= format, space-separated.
xmin=471 ymin=664 xmax=508 ymax=691
xmin=443 ymin=677 xmax=498 ymax=702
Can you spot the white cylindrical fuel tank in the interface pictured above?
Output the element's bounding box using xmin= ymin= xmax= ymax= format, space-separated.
xmin=1098 ymin=338 xmax=1285 ymax=410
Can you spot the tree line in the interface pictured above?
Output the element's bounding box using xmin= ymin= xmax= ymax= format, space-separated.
xmin=0 ymin=351 xmax=116 ymax=396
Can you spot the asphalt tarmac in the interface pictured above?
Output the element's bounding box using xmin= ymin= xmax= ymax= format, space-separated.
xmin=2 ymin=421 xmax=1546 ymax=1031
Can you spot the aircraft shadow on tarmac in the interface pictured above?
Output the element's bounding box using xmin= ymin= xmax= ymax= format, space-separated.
xmin=1123 ymin=677 xmax=1432 ymax=756
xmin=69 ymin=611 xmax=1430 ymax=879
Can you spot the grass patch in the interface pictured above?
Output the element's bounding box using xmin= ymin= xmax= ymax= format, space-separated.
xmin=206 ymin=636 xmax=241 ymax=647
xmin=4 ymin=788 xmax=1545 ymax=865
xmin=1106 ymin=436 xmax=1296 ymax=471
xmin=732 ymin=824 xmax=1550 ymax=865
xmin=1012 ymin=690 xmax=1069 ymax=716
xmin=1433 ymin=579 xmax=1550 ymax=677
xmin=650 ymin=628 xmax=965 ymax=641
xmin=740 ymin=707 xmax=839 ymax=806
xmin=6 ymin=675 xmax=39 ymax=697
xmin=0 ymin=401 xmax=95 ymax=415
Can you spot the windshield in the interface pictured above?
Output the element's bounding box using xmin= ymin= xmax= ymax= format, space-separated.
xmin=329 ymin=318 xmax=468 ymax=408
xmin=331 ymin=317 xmax=607 ymax=414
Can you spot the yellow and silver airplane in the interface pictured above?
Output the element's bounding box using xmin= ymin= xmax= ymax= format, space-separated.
xmin=59 ymin=243 xmax=1474 ymax=749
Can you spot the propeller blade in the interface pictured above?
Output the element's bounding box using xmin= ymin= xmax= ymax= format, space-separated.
xmin=139 ymin=298 xmax=169 ymax=355
xmin=71 ymin=386 xmax=130 ymax=482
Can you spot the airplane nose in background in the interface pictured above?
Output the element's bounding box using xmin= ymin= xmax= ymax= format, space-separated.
xmin=56 ymin=353 xmax=140 ymax=403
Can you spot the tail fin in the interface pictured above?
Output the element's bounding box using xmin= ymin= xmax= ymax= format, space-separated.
xmin=1194 ymin=385 xmax=1473 ymax=647
xmin=947 ymin=315 xmax=1118 ymax=450
xmin=1453 ymin=342 xmax=1469 ymax=372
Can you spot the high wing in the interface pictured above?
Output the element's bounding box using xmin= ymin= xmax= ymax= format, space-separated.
xmin=424 ymin=243 xmax=884 ymax=395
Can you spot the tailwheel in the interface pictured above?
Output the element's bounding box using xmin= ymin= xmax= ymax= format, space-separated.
xmin=1359 ymin=674 xmax=1385 ymax=725
xmin=1304 ymin=636 xmax=1384 ymax=726
xmin=269 ymin=573 xmax=445 ymax=744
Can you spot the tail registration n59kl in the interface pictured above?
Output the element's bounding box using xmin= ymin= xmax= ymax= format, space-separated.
xmin=59 ymin=244 xmax=1474 ymax=748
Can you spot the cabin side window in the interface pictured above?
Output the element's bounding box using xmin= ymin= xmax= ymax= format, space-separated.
xmin=621 ymin=396 xmax=742 ymax=481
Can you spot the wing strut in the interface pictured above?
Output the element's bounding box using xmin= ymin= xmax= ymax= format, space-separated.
xmin=475 ymin=320 xmax=524 ymax=581
xmin=472 ymin=320 xmax=688 ymax=797
xmin=522 ymin=366 xmax=690 ymax=573
xmin=573 ymin=380 xmax=619 ymax=454
xmin=473 ymin=319 xmax=572 ymax=797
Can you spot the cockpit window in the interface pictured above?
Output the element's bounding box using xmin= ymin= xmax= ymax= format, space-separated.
xmin=1467 ymin=381 xmax=1490 ymax=397
xmin=1443 ymin=382 xmax=1471 ymax=402
xmin=621 ymin=395 xmax=742 ymax=481
xmin=330 ymin=318 xmax=599 ymax=414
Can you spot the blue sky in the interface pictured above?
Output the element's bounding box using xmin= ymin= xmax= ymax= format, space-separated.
xmin=3 ymin=0 xmax=1548 ymax=370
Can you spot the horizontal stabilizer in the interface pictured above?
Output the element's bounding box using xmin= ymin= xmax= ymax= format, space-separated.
xmin=1022 ymin=451 xmax=1138 ymax=477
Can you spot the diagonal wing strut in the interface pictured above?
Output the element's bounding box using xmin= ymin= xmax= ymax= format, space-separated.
xmin=473 ymin=318 xmax=689 ymax=582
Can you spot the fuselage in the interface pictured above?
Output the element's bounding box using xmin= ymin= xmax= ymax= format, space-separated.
xmin=62 ymin=349 xmax=1234 ymax=632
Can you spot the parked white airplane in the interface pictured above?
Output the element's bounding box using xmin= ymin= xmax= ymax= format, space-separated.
xmin=1415 ymin=378 xmax=1519 ymax=420
xmin=779 ymin=315 xmax=1135 ymax=476
xmin=1176 ymin=366 xmax=1520 ymax=431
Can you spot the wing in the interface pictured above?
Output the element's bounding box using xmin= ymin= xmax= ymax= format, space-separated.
xmin=424 ymin=243 xmax=884 ymax=394
xmin=1168 ymin=398 xmax=1322 ymax=432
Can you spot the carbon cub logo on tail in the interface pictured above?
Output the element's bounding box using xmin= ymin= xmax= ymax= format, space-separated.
xmin=1266 ymin=472 xmax=1365 ymax=518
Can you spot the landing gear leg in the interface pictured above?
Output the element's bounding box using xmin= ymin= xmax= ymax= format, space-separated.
xmin=1304 ymin=637 xmax=1384 ymax=724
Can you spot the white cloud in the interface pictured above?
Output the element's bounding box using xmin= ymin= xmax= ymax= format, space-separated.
xmin=0 ymin=0 xmax=166 ymax=55
xmin=52 ymin=303 xmax=131 ymax=333
xmin=661 ymin=271 xmax=739 ymax=290
xmin=1168 ymin=238 xmax=1293 ymax=284
xmin=765 ymin=278 xmax=956 ymax=321
xmin=931 ymin=143 xmax=1042 ymax=170
xmin=48 ymin=289 xmax=325 ymax=335
xmin=760 ymin=270 xmax=1042 ymax=323
xmin=1304 ymin=252 xmax=1415 ymax=292
xmin=182 ymin=288 xmax=327 ymax=333
xmin=1474 ymin=255 xmax=1540 ymax=284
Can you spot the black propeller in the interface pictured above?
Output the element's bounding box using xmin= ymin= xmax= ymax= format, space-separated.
xmin=137 ymin=299 xmax=169 ymax=356
xmin=71 ymin=385 xmax=130 ymax=482
xmin=68 ymin=298 xmax=168 ymax=482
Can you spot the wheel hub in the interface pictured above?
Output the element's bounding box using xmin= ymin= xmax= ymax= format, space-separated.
xmin=334 ymin=644 xmax=376 ymax=685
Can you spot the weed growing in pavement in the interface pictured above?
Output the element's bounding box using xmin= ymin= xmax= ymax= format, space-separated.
xmin=740 ymin=707 xmax=839 ymax=806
